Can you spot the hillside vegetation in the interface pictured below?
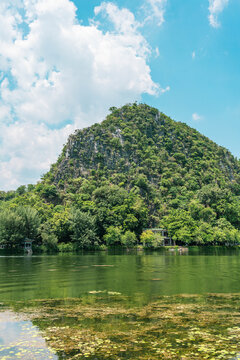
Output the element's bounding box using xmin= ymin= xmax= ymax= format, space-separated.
xmin=1 ymin=103 xmax=240 ymax=250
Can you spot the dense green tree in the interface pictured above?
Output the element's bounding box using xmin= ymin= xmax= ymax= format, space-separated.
xmin=16 ymin=206 xmax=41 ymax=240
xmin=49 ymin=207 xmax=71 ymax=243
xmin=140 ymin=230 xmax=163 ymax=249
xmin=121 ymin=231 xmax=137 ymax=248
xmin=0 ymin=206 xmax=40 ymax=247
xmin=70 ymin=210 xmax=98 ymax=249
xmin=40 ymin=223 xmax=58 ymax=252
xmin=0 ymin=210 xmax=25 ymax=246
xmin=103 ymin=226 xmax=122 ymax=247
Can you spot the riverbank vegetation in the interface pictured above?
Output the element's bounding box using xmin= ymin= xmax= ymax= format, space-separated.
xmin=1 ymin=103 xmax=240 ymax=250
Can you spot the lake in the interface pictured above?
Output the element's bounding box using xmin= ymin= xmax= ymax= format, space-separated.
xmin=1 ymin=247 xmax=240 ymax=359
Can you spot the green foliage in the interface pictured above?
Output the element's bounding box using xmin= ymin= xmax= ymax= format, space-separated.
xmin=140 ymin=230 xmax=154 ymax=248
xmin=0 ymin=206 xmax=40 ymax=247
xmin=57 ymin=242 xmax=75 ymax=252
xmin=36 ymin=183 xmax=59 ymax=201
xmin=1 ymin=103 xmax=240 ymax=248
xmin=140 ymin=230 xmax=163 ymax=249
xmin=121 ymin=231 xmax=137 ymax=248
xmin=41 ymin=231 xmax=58 ymax=253
xmin=103 ymin=226 xmax=122 ymax=247
xmin=16 ymin=206 xmax=41 ymax=240
xmin=49 ymin=207 xmax=71 ymax=243
xmin=0 ymin=210 xmax=25 ymax=246
xmin=70 ymin=209 xmax=99 ymax=249
xmin=162 ymin=209 xmax=197 ymax=244
xmin=16 ymin=185 xmax=26 ymax=196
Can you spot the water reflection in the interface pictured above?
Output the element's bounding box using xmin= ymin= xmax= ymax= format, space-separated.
xmin=1 ymin=249 xmax=240 ymax=359
xmin=0 ymin=311 xmax=58 ymax=360
xmin=1 ymin=248 xmax=240 ymax=302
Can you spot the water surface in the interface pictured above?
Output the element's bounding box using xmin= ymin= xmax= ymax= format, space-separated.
xmin=1 ymin=247 xmax=240 ymax=302
xmin=1 ymin=247 xmax=240 ymax=359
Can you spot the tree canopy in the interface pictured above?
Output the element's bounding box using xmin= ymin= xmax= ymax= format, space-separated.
xmin=1 ymin=103 xmax=240 ymax=249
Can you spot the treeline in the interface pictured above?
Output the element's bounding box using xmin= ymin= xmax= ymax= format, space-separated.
xmin=0 ymin=184 xmax=149 ymax=251
xmin=1 ymin=103 xmax=240 ymax=249
xmin=1 ymin=181 xmax=240 ymax=251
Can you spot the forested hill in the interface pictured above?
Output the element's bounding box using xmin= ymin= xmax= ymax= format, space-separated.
xmin=48 ymin=103 xmax=239 ymax=190
xmin=1 ymin=103 xmax=240 ymax=249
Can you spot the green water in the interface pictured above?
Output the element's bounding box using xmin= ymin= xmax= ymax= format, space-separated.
xmin=1 ymin=247 xmax=240 ymax=302
xmin=1 ymin=247 xmax=240 ymax=360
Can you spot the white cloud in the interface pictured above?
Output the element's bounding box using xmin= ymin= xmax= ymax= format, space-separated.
xmin=143 ymin=0 xmax=167 ymax=26
xmin=208 ymin=0 xmax=229 ymax=28
xmin=192 ymin=113 xmax=203 ymax=122
xmin=192 ymin=51 xmax=196 ymax=59
xmin=0 ymin=121 xmax=73 ymax=189
xmin=0 ymin=0 xmax=161 ymax=190
xmin=94 ymin=2 xmax=139 ymax=34
xmin=155 ymin=47 xmax=160 ymax=58
xmin=160 ymin=85 xmax=170 ymax=93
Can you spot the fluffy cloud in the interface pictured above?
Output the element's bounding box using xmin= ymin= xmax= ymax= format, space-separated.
xmin=208 ymin=0 xmax=229 ymax=28
xmin=0 ymin=0 xmax=160 ymax=190
xmin=94 ymin=2 xmax=139 ymax=34
xmin=160 ymin=86 xmax=170 ymax=94
xmin=143 ymin=0 xmax=167 ymax=26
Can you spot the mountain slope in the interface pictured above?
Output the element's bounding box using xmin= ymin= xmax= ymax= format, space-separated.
xmin=1 ymin=103 xmax=240 ymax=248
xmin=46 ymin=104 xmax=238 ymax=200
xmin=48 ymin=103 xmax=239 ymax=189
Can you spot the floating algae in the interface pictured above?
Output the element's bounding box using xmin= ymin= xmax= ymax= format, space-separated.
xmin=151 ymin=278 xmax=163 ymax=281
xmin=92 ymin=265 xmax=114 ymax=267
xmin=88 ymin=291 xmax=121 ymax=295
xmin=6 ymin=293 xmax=240 ymax=360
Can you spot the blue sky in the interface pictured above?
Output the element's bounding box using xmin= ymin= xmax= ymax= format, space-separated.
xmin=0 ymin=0 xmax=239 ymax=189
xmin=139 ymin=0 xmax=240 ymax=156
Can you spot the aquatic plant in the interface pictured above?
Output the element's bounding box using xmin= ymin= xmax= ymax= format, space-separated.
xmin=7 ymin=293 xmax=240 ymax=359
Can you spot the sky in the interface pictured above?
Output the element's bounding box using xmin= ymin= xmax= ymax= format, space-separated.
xmin=0 ymin=0 xmax=239 ymax=190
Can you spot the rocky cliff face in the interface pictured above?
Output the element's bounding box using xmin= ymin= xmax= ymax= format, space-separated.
xmin=46 ymin=104 xmax=240 ymax=195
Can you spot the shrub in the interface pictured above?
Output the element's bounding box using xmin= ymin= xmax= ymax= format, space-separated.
xmin=121 ymin=231 xmax=137 ymax=248
xmin=58 ymin=243 xmax=75 ymax=252
xmin=140 ymin=230 xmax=163 ymax=249
xmin=104 ymin=226 xmax=122 ymax=247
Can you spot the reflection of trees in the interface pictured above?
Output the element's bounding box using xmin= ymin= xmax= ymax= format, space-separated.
xmin=1 ymin=251 xmax=240 ymax=302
